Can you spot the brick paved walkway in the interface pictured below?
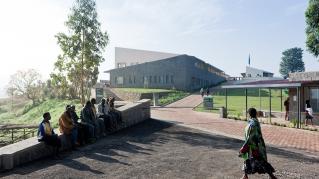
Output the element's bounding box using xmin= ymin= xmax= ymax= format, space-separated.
xmin=152 ymin=94 xmax=319 ymax=157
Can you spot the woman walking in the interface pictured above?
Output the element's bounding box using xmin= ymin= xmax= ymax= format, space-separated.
xmin=239 ymin=108 xmax=276 ymax=179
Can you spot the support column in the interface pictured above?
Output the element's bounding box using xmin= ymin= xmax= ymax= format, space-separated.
xmin=259 ymin=88 xmax=261 ymax=111
xmin=297 ymin=87 xmax=301 ymax=128
xmin=245 ymin=88 xmax=248 ymax=119
xmin=225 ymin=88 xmax=228 ymax=111
xmin=269 ymin=88 xmax=272 ymax=124
xmin=280 ymin=89 xmax=283 ymax=112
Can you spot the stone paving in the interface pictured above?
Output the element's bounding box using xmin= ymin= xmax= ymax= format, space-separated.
xmin=151 ymin=94 xmax=319 ymax=157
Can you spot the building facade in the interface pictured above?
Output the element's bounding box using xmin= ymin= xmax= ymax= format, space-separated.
xmin=106 ymin=54 xmax=226 ymax=91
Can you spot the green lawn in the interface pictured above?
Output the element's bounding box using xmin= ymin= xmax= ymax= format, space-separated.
xmin=195 ymin=89 xmax=288 ymax=118
xmin=114 ymin=88 xmax=173 ymax=93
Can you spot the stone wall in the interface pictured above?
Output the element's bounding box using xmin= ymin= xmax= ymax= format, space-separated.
xmin=289 ymin=71 xmax=319 ymax=81
xmin=110 ymin=88 xmax=170 ymax=102
xmin=0 ymin=99 xmax=151 ymax=171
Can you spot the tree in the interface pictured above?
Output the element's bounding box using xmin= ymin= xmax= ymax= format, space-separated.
xmin=279 ymin=47 xmax=305 ymax=78
xmin=51 ymin=0 xmax=109 ymax=104
xmin=305 ymin=0 xmax=319 ymax=58
xmin=7 ymin=69 xmax=43 ymax=105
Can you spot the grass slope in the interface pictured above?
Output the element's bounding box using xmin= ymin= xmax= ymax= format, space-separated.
xmin=0 ymin=99 xmax=82 ymax=128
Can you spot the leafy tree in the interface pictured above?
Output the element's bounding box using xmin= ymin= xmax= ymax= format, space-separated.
xmin=305 ymin=0 xmax=319 ymax=57
xmin=7 ymin=69 xmax=43 ymax=105
xmin=279 ymin=47 xmax=305 ymax=78
xmin=51 ymin=0 xmax=109 ymax=103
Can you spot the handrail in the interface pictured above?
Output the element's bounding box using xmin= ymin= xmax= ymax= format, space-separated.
xmin=0 ymin=125 xmax=38 ymax=147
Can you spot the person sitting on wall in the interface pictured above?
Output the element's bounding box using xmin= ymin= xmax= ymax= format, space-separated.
xmin=59 ymin=105 xmax=78 ymax=150
xmin=108 ymin=96 xmax=122 ymax=126
xmin=91 ymin=98 xmax=106 ymax=138
xmin=97 ymin=98 xmax=114 ymax=132
xmin=38 ymin=112 xmax=61 ymax=159
xmin=70 ymin=105 xmax=85 ymax=146
xmin=80 ymin=101 xmax=96 ymax=143
xmin=305 ymin=100 xmax=314 ymax=126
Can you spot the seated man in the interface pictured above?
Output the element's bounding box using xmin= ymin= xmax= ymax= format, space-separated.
xmin=108 ymin=96 xmax=122 ymax=127
xmin=91 ymin=98 xmax=106 ymax=137
xmin=70 ymin=105 xmax=85 ymax=145
xmin=38 ymin=112 xmax=61 ymax=158
xmin=59 ymin=105 xmax=78 ymax=150
xmin=97 ymin=98 xmax=113 ymax=131
xmin=80 ymin=101 xmax=96 ymax=143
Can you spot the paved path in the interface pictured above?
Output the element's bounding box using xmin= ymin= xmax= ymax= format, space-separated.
xmin=152 ymin=94 xmax=319 ymax=157
xmin=2 ymin=119 xmax=319 ymax=178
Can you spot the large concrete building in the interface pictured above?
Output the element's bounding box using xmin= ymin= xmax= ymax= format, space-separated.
xmin=106 ymin=48 xmax=227 ymax=91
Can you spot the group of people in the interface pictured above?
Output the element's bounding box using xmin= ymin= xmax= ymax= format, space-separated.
xmin=200 ymin=87 xmax=210 ymax=97
xmin=284 ymin=97 xmax=314 ymax=125
xmin=37 ymin=96 xmax=121 ymax=158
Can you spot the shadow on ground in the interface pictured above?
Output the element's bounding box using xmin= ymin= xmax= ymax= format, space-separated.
xmin=1 ymin=118 xmax=318 ymax=177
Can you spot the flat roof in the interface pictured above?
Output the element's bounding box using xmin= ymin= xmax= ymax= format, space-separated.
xmin=221 ymin=79 xmax=302 ymax=89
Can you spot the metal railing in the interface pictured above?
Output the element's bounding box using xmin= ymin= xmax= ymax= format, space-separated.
xmin=0 ymin=124 xmax=38 ymax=147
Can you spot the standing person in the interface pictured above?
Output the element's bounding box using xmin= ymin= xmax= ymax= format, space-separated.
xmin=239 ymin=108 xmax=276 ymax=179
xmin=59 ymin=105 xmax=78 ymax=150
xmin=206 ymin=88 xmax=210 ymax=96
xmin=38 ymin=112 xmax=61 ymax=158
xmin=305 ymin=100 xmax=314 ymax=126
xmin=283 ymin=97 xmax=290 ymax=121
xmin=200 ymin=88 xmax=204 ymax=98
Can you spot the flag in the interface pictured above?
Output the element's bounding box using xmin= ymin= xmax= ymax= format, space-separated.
xmin=248 ymin=54 xmax=251 ymax=66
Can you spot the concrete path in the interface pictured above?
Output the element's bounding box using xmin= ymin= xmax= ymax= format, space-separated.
xmin=152 ymin=94 xmax=319 ymax=157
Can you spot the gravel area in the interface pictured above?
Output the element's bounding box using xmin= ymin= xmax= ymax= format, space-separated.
xmin=1 ymin=119 xmax=319 ymax=179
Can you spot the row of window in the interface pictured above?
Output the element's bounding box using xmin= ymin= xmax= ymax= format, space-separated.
xmin=143 ymin=75 xmax=174 ymax=85
xmin=194 ymin=62 xmax=226 ymax=77
xmin=114 ymin=75 xmax=174 ymax=85
xmin=191 ymin=77 xmax=210 ymax=87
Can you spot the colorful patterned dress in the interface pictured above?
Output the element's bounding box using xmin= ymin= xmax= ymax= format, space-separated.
xmin=239 ymin=118 xmax=275 ymax=174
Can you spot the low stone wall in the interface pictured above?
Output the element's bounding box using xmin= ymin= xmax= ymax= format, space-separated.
xmin=110 ymin=88 xmax=170 ymax=102
xmin=0 ymin=99 xmax=150 ymax=171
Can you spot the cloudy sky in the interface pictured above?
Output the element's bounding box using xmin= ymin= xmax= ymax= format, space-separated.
xmin=0 ymin=0 xmax=317 ymax=97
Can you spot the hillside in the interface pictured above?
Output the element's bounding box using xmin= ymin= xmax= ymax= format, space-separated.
xmin=0 ymin=98 xmax=82 ymax=128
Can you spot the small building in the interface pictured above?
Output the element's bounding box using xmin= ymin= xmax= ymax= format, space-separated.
xmin=221 ymin=71 xmax=319 ymax=128
xmin=105 ymin=49 xmax=227 ymax=91
xmin=241 ymin=66 xmax=274 ymax=78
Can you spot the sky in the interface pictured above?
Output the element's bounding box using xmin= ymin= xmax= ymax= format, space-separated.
xmin=0 ymin=0 xmax=317 ymax=97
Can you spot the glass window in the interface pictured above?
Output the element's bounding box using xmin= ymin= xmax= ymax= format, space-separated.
xmin=310 ymin=88 xmax=319 ymax=112
xmin=116 ymin=76 xmax=123 ymax=85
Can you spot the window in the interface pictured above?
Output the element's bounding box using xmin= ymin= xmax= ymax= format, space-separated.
xmin=166 ymin=75 xmax=169 ymax=84
xmin=143 ymin=76 xmax=148 ymax=85
xmin=170 ymin=75 xmax=174 ymax=84
xmin=133 ymin=76 xmax=136 ymax=84
xmin=154 ymin=76 xmax=157 ymax=83
xmin=117 ymin=63 xmax=126 ymax=68
xmin=116 ymin=76 xmax=123 ymax=85
xmin=129 ymin=76 xmax=132 ymax=84
xmin=310 ymin=88 xmax=319 ymax=112
xmin=149 ymin=76 xmax=152 ymax=84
